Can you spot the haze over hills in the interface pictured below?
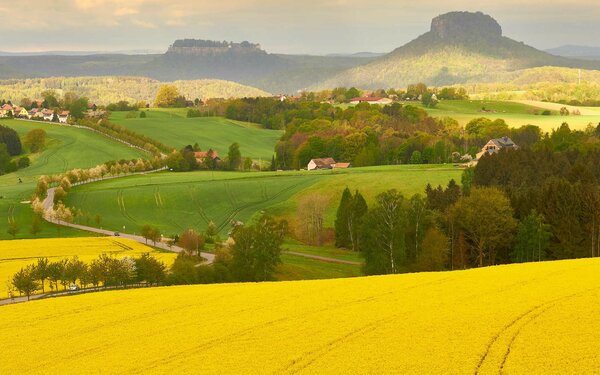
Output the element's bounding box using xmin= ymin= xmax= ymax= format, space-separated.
xmin=0 ymin=40 xmax=375 ymax=94
xmin=546 ymin=45 xmax=600 ymax=60
xmin=317 ymin=11 xmax=600 ymax=89
xmin=0 ymin=11 xmax=599 ymax=94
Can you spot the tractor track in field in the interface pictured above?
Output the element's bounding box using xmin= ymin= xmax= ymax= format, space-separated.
xmin=117 ymin=189 xmax=138 ymax=224
xmin=215 ymin=179 xmax=307 ymax=233
xmin=186 ymin=185 xmax=211 ymax=227
xmin=474 ymin=285 xmax=600 ymax=374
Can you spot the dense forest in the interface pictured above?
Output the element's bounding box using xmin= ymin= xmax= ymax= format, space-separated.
xmin=330 ymin=123 xmax=600 ymax=276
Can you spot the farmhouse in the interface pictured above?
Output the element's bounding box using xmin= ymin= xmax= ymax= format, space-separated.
xmin=349 ymin=97 xmax=393 ymax=105
xmin=476 ymin=136 xmax=518 ymax=160
xmin=307 ymin=158 xmax=336 ymax=170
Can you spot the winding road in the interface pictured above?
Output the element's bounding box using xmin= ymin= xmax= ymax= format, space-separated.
xmin=41 ymin=170 xmax=360 ymax=267
xmin=41 ymin=170 xmax=215 ymax=264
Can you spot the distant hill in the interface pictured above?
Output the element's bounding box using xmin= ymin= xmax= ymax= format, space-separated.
xmin=546 ymin=45 xmax=600 ymax=60
xmin=318 ymin=11 xmax=600 ymax=89
xmin=0 ymin=40 xmax=375 ymax=93
xmin=0 ymin=49 xmax=163 ymax=56
xmin=0 ymin=76 xmax=271 ymax=104
xmin=326 ymin=52 xmax=386 ymax=58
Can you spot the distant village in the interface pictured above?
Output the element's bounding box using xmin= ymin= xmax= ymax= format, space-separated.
xmin=0 ymin=103 xmax=69 ymax=122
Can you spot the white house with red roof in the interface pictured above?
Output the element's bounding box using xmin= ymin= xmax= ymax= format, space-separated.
xmin=58 ymin=111 xmax=70 ymax=123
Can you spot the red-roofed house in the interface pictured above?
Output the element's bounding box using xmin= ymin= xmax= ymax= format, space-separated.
xmin=194 ymin=151 xmax=220 ymax=163
xmin=58 ymin=111 xmax=70 ymax=123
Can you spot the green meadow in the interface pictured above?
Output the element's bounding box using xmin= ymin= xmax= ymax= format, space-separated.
xmin=0 ymin=119 xmax=147 ymax=240
xmin=110 ymin=109 xmax=283 ymax=159
xmin=65 ymin=165 xmax=463 ymax=237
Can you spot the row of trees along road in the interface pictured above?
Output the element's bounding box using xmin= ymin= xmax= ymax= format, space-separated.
xmin=10 ymin=254 xmax=166 ymax=300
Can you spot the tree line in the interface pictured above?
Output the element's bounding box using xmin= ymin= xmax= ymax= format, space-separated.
xmin=9 ymin=253 xmax=166 ymax=300
xmin=9 ymin=213 xmax=287 ymax=298
xmin=334 ymin=138 xmax=600 ymax=276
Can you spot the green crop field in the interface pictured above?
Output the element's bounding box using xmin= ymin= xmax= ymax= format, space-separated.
xmin=110 ymin=109 xmax=283 ymax=159
xmin=0 ymin=119 xmax=147 ymax=240
xmin=419 ymin=100 xmax=600 ymax=131
xmin=65 ymin=165 xmax=463 ymax=237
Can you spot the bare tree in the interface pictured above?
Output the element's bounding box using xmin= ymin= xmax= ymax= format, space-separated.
xmin=297 ymin=194 xmax=329 ymax=245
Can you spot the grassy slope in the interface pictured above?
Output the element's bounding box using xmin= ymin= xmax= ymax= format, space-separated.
xmin=110 ymin=109 xmax=283 ymax=159
xmin=1 ymin=258 xmax=598 ymax=373
xmin=420 ymin=99 xmax=600 ymax=131
xmin=65 ymin=165 xmax=462 ymax=236
xmin=0 ymin=119 xmax=147 ymax=240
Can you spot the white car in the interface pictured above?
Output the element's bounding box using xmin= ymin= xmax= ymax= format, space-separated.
xmin=68 ymin=284 xmax=80 ymax=291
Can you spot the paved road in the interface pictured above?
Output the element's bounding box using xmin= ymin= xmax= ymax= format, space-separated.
xmin=41 ymin=172 xmax=216 ymax=264
xmin=41 ymin=170 xmax=361 ymax=267
xmin=282 ymin=251 xmax=362 ymax=265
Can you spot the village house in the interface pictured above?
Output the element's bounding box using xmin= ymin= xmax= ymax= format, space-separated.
xmin=42 ymin=110 xmax=55 ymax=121
xmin=28 ymin=108 xmax=44 ymax=119
xmin=476 ymin=136 xmax=518 ymax=160
xmin=13 ymin=107 xmax=29 ymax=118
xmin=349 ymin=97 xmax=393 ymax=105
xmin=307 ymin=158 xmax=336 ymax=170
xmin=0 ymin=104 xmax=13 ymax=118
xmin=58 ymin=111 xmax=70 ymax=123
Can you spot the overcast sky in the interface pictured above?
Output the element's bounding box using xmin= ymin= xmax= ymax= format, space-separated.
xmin=0 ymin=0 xmax=598 ymax=54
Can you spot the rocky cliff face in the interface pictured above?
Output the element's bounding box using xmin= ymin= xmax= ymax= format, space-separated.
xmin=430 ymin=11 xmax=502 ymax=40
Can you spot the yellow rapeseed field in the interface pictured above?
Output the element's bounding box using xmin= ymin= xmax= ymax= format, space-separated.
xmin=0 ymin=237 xmax=176 ymax=297
xmin=0 ymin=258 xmax=599 ymax=374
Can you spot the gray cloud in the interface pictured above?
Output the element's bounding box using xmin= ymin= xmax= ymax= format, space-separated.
xmin=1 ymin=0 xmax=598 ymax=54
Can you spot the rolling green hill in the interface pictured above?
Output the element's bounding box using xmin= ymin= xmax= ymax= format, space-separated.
xmin=0 ymin=76 xmax=271 ymax=105
xmin=0 ymin=119 xmax=147 ymax=240
xmin=319 ymin=11 xmax=600 ymax=89
xmin=64 ymin=165 xmax=462 ymax=237
xmin=110 ymin=109 xmax=282 ymax=159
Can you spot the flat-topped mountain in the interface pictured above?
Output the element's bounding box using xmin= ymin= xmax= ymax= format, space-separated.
xmin=318 ymin=11 xmax=600 ymax=89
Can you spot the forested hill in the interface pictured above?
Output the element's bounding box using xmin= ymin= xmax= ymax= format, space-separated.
xmin=0 ymin=77 xmax=271 ymax=104
xmin=317 ymin=11 xmax=600 ymax=89
xmin=0 ymin=40 xmax=375 ymax=94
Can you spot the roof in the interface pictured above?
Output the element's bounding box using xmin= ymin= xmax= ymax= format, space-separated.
xmin=59 ymin=111 xmax=70 ymax=116
xmin=310 ymin=158 xmax=336 ymax=167
xmin=1 ymin=104 xmax=13 ymax=110
xmin=194 ymin=151 xmax=220 ymax=159
xmin=490 ymin=136 xmax=517 ymax=148
xmin=334 ymin=162 xmax=351 ymax=169
xmin=350 ymin=97 xmax=384 ymax=102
